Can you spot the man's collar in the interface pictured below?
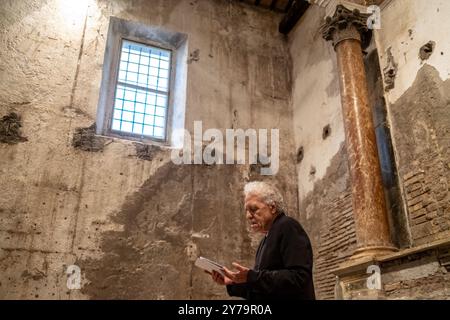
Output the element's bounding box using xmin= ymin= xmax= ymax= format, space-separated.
xmin=273 ymin=211 xmax=285 ymax=223
xmin=266 ymin=212 xmax=285 ymax=236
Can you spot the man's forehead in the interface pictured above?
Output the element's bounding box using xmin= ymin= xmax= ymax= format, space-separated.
xmin=245 ymin=194 xmax=264 ymax=205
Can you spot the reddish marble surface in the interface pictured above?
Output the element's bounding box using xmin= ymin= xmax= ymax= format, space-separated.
xmin=335 ymin=37 xmax=395 ymax=255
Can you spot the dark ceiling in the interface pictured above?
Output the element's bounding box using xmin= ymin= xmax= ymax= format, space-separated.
xmin=236 ymin=0 xmax=312 ymax=34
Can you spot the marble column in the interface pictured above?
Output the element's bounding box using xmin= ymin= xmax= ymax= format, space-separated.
xmin=321 ymin=5 xmax=396 ymax=259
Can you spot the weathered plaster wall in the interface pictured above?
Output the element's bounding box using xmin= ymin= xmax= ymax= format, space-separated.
xmin=288 ymin=4 xmax=355 ymax=300
xmin=375 ymin=1 xmax=450 ymax=293
xmin=0 ymin=0 xmax=298 ymax=299
xmin=376 ymin=0 xmax=450 ymax=104
xmin=289 ymin=5 xmax=345 ymax=201
xmin=376 ymin=0 xmax=450 ymax=246
xmin=2 ymin=0 xmax=448 ymax=301
xmin=289 ymin=0 xmax=450 ymax=300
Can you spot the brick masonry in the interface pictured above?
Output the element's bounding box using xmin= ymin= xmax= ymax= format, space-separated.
xmin=382 ymin=245 xmax=450 ymax=299
xmin=299 ymin=144 xmax=357 ymax=300
xmin=314 ymin=193 xmax=356 ymax=299
xmin=390 ymin=65 xmax=450 ymax=246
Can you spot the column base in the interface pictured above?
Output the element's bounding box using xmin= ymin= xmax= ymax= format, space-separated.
xmin=333 ymin=255 xmax=387 ymax=300
xmin=350 ymin=245 xmax=398 ymax=261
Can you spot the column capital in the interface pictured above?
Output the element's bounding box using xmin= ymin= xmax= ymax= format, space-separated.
xmin=321 ymin=4 xmax=372 ymax=49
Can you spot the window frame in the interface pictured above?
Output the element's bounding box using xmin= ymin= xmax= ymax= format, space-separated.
xmin=96 ymin=17 xmax=187 ymax=148
xmin=106 ymin=37 xmax=176 ymax=144
xmin=103 ymin=35 xmax=176 ymax=145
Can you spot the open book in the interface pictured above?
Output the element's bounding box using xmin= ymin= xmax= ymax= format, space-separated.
xmin=195 ymin=256 xmax=225 ymax=277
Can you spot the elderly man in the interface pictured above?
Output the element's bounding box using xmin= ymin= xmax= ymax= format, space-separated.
xmin=210 ymin=181 xmax=315 ymax=300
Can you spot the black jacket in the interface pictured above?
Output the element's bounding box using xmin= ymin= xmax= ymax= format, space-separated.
xmin=226 ymin=213 xmax=315 ymax=300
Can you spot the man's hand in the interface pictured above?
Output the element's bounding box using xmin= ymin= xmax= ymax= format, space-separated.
xmin=222 ymin=262 xmax=250 ymax=284
xmin=207 ymin=270 xmax=234 ymax=286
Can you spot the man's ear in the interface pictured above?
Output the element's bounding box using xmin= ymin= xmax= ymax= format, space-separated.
xmin=270 ymin=204 xmax=277 ymax=215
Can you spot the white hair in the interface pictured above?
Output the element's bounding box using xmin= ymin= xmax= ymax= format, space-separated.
xmin=244 ymin=181 xmax=286 ymax=214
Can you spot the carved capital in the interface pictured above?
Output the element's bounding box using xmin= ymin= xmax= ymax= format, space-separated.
xmin=321 ymin=5 xmax=372 ymax=49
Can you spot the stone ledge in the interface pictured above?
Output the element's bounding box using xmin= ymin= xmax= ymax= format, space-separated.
xmin=379 ymin=237 xmax=450 ymax=263
xmin=332 ymin=237 xmax=450 ymax=277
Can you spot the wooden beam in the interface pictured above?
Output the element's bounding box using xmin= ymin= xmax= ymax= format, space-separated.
xmin=278 ymin=0 xmax=310 ymax=34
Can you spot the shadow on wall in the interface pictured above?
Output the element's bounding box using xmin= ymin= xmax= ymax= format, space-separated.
xmin=364 ymin=45 xmax=410 ymax=249
xmin=77 ymin=161 xmax=255 ymax=299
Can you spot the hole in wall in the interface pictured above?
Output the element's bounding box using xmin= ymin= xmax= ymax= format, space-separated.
xmin=419 ymin=41 xmax=436 ymax=61
xmin=0 ymin=112 xmax=28 ymax=144
xmin=383 ymin=47 xmax=397 ymax=92
xmin=322 ymin=124 xmax=331 ymax=140
xmin=72 ymin=123 xmax=108 ymax=152
xmin=296 ymin=146 xmax=304 ymax=164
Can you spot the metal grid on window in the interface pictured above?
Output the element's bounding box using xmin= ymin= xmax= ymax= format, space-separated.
xmin=111 ymin=40 xmax=171 ymax=140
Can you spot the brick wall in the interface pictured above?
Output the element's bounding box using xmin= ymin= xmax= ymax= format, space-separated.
xmin=403 ymin=165 xmax=449 ymax=245
xmin=382 ymin=246 xmax=450 ymax=299
xmin=390 ymin=65 xmax=450 ymax=246
xmin=314 ymin=192 xmax=356 ymax=299
xmin=299 ymin=144 xmax=357 ymax=300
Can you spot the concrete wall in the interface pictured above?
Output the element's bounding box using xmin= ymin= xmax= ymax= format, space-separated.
xmin=0 ymin=0 xmax=298 ymax=299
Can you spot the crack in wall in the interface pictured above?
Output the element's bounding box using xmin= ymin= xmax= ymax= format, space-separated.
xmin=67 ymin=3 xmax=89 ymax=145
